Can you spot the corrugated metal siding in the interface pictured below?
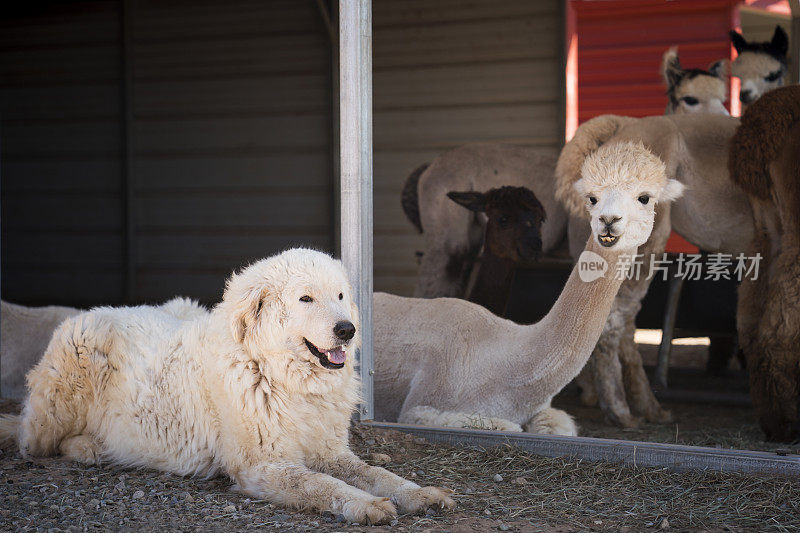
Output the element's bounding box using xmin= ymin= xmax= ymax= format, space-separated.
xmin=573 ymin=0 xmax=738 ymax=121
xmin=131 ymin=0 xmax=334 ymax=302
xmin=1 ymin=1 xmax=335 ymax=306
xmin=740 ymin=8 xmax=792 ymax=46
xmin=0 ymin=2 xmax=125 ymax=306
xmin=372 ymin=0 xmax=565 ymax=295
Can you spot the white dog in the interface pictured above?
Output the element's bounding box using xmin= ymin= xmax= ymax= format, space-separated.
xmin=0 ymin=248 xmax=454 ymax=524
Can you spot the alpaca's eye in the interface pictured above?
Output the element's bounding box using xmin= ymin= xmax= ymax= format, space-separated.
xmin=338 ymin=293 xmax=343 ymax=300
xmin=588 ymin=196 xmax=597 ymax=206
xmin=299 ymin=295 xmax=313 ymax=303
xmin=681 ymin=96 xmax=699 ymax=106
xmin=638 ymin=195 xmax=650 ymax=205
xmin=498 ymin=215 xmax=509 ymax=225
xmin=765 ymin=70 xmax=782 ymax=82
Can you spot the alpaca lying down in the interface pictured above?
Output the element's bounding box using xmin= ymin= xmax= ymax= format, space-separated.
xmin=0 ymin=249 xmax=454 ymax=524
xmin=373 ymin=142 xmax=685 ymax=435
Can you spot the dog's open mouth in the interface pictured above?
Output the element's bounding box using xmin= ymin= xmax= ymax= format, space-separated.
xmin=304 ymin=338 xmax=346 ymax=369
xmin=598 ymin=232 xmax=619 ymax=247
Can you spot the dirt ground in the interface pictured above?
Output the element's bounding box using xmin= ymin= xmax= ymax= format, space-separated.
xmin=2 ymin=337 xmax=799 ymax=532
xmin=2 ymin=399 xmax=799 ymax=532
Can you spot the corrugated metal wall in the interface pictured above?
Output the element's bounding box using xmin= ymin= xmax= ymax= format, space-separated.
xmin=1 ymin=0 xmax=335 ymax=306
xmin=0 ymin=2 xmax=125 ymax=306
xmin=372 ymin=0 xmax=565 ymax=295
xmin=131 ymin=0 xmax=334 ymax=302
xmin=573 ymin=0 xmax=737 ymax=121
xmin=1 ymin=0 xmax=565 ymax=304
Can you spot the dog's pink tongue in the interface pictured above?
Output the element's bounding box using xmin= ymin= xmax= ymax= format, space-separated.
xmin=326 ymin=348 xmax=346 ymax=365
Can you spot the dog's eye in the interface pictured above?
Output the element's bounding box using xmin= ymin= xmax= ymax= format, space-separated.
xmin=588 ymin=196 xmax=597 ymax=206
xmin=681 ymin=96 xmax=699 ymax=106
xmin=765 ymin=70 xmax=782 ymax=82
xmin=338 ymin=293 xmax=343 ymax=300
xmin=299 ymin=295 xmax=313 ymax=303
xmin=638 ymin=195 xmax=650 ymax=205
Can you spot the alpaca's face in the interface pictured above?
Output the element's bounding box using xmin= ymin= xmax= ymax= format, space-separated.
xmin=732 ymin=52 xmax=786 ymax=106
xmin=669 ymin=74 xmax=728 ymax=115
xmin=575 ymin=142 xmax=684 ymax=251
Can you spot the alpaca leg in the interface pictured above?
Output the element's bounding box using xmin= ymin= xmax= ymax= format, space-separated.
xmin=589 ymin=323 xmax=642 ymax=428
xmin=414 ymin=248 xmax=472 ymax=298
xmin=59 ymin=435 xmax=99 ymax=464
xmin=575 ymin=366 xmax=598 ymax=406
xmin=399 ymin=405 xmax=522 ymax=432
xmin=19 ymin=316 xmax=108 ymax=458
xmin=619 ymin=317 xmax=672 ymax=423
xmin=524 ymin=407 xmax=578 ymax=436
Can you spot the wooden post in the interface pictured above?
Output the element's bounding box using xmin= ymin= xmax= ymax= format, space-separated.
xmin=339 ymin=0 xmax=373 ymax=421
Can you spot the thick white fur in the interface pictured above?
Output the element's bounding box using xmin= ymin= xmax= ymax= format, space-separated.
xmin=0 ymin=249 xmax=454 ymax=524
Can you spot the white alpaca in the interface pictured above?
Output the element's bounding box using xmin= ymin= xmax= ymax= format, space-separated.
xmin=0 ymin=249 xmax=454 ymax=524
xmin=373 ymin=142 xmax=684 ymax=435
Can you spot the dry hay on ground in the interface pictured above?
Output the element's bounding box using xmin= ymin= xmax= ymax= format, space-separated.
xmin=1 ymin=400 xmax=798 ymax=532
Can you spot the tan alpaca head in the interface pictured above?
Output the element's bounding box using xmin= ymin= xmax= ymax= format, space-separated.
xmin=730 ymin=26 xmax=789 ymax=107
xmin=661 ymin=47 xmax=728 ymax=115
xmin=574 ymin=142 xmax=685 ymax=251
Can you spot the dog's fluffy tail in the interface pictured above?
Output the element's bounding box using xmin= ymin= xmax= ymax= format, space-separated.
xmin=0 ymin=414 xmax=20 ymax=448
xmin=400 ymin=163 xmax=430 ymax=234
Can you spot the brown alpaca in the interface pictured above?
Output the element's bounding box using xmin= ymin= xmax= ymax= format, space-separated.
xmin=729 ymin=85 xmax=800 ymax=442
xmin=447 ymin=186 xmax=546 ymax=317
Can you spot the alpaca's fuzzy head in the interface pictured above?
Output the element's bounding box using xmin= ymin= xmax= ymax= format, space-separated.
xmin=574 ymin=141 xmax=684 ymax=251
xmin=218 ymin=248 xmax=360 ymax=392
xmin=730 ymin=26 xmax=789 ymax=107
xmin=447 ymin=186 xmax=546 ymax=263
xmin=662 ymin=47 xmax=728 ymax=115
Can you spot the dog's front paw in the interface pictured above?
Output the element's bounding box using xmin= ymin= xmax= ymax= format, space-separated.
xmin=392 ymin=486 xmax=456 ymax=514
xmin=341 ymin=496 xmax=397 ymax=525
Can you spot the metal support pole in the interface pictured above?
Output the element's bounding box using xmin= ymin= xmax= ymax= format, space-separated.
xmin=654 ymin=264 xmax=683 ymax=389
xmin=339 ymin=0 xmax=373 ymax=420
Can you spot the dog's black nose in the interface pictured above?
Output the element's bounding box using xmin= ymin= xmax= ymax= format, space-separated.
xmin=334 ymin=321 xmax=356 ymax=341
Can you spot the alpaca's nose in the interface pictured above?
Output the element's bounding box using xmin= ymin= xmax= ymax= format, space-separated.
xmin=599 ymin=215 xmax=621 ymax=228
xmin=740 ymin=89 xmax=754 ymax=104
xmin=334 ymin=321 xmax=356 ymax=341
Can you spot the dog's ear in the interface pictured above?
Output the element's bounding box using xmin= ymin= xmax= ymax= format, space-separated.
xmin=228 ymin=284 xmax=265 ymax=345
xmin=223 ymin=270 xmax=283 ymax=346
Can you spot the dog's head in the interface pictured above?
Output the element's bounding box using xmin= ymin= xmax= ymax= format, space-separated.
xmin=220 ymin=249 xmax=360 ymax=377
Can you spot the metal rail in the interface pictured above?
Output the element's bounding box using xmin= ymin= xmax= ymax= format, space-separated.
xmin=365 ymin=422 xmax=800 ymax=476
xmin=339 ymin=0 xmax=374 ymax=420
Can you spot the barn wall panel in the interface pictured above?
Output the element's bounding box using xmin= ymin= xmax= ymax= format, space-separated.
xmin=373 ymin=0 xmax=564 ymax=296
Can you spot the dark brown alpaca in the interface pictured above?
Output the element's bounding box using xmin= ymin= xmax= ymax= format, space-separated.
xmin=446 ymin=186 xmax=546 ymax=317
xmin=729 ymin=85 xmax=800 ymax=442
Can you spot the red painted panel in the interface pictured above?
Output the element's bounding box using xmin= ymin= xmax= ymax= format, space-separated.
xmin=572 ymin=0 xmax=738 ymax=122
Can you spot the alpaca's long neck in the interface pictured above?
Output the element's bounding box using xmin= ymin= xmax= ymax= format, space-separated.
xmin=467 ymin=252 xmax=516 ymax=317
xmin=515 ymin=236 xmax=630 ymax=393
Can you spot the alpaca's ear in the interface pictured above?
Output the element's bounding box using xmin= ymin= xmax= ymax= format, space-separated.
xmin=660 ymin=179 xmax=685 ymax=203
xmin=708 ymin=59 xmax=728 ymax=79
xmin=573 ymin=177 xmax=589 ymax=197
xmin=730 ymin=30 xmax=747 ymax=53
xmin=662 ymin=47 xmax=684 ymax=90
xmin=770 ymin=25 xmax=789 ymax=57
xmin=447 ymin=191 xmax=486 ymax=212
